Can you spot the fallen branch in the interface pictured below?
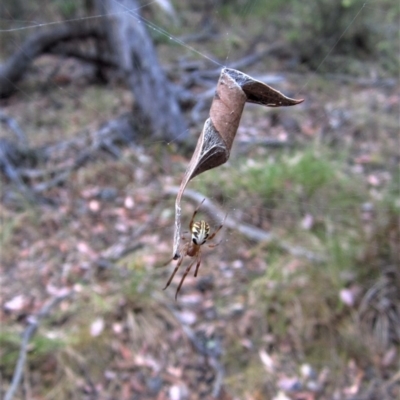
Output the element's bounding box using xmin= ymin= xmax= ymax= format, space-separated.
xmin=327 ymin=73 xmax=397 ymax=88
xmin=2 ymin=114 xmax=138 ymax=198
xmin=0 ymin=112 xmax=28 ymax=145
xmin=0 ymin=21 xmax=104 ymax=98
xmin=32 ymin=169 xmax=73 ymax=193
xmin=221 ymin=42 xmax=288 ymax=72
xmin=166 ymin=186 xmax=325 ymax=263
xmin=187 ymin=42 xmax=288 ymax=81
xmin=4 ymin=290 xmax=72 ymax=400
xmin=48 ymin=45 xmax=118 ymax=69
xmin=31 ymin=118 xmax=130 ymax=192
xmin=0 ymin=139 xmax=40 ymax=203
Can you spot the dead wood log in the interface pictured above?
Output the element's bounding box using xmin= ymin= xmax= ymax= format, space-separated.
xmin=96 ymin=0 xmax=188 ymax=143
xmin=0 ymin=21 xmax=104 ymax=98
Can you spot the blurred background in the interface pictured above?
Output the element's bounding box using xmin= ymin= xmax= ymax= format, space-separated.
xmin=0 ymin=1 xmax=399 ymax=399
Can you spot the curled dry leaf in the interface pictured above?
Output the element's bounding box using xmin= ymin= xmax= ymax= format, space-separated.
xmin=4 ymin=294 xmax=26 ymax=312
xmin=173 ymin=68 xmax=304 ymax=258
xmin=259 ymin=348 xmax=275 ymax=373
xmin=90 ymin=317 xmax=105 ymax=336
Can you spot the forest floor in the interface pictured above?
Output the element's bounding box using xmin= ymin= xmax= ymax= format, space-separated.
xmin=1 ymin=4 xmax=399 ymax=400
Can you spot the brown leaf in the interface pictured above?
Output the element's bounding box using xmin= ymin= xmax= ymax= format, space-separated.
xmin=173 ymin=68 xmax=303 ymax=258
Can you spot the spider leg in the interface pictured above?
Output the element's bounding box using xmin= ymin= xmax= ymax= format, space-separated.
xmin=175 ymin=256 xmax=198 ymax=300
xmin=207 ymin=224 xmax=223 ymax=241
xmin=160 ymin=243 xmax=186 ymax=268
xmin=163 ymin=244 xmax=188 ymax=289
xmin=207 ymin=211 xmax=228 ymax=241
xmin=160 ymin=255 xmax=176 ymax=268
xmin=163 ymin=257 xmax=184 ymax=290
xmin=194 ymin=251 xmax=202 ymax=277
xmin=189 ymin=198 xmax=206 ymax=231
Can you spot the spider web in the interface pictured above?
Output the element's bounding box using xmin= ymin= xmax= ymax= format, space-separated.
xmin=1 ymin=0 xmax=396 ymax=226
xmin=1 ymin=0 xmax=397 ymax=253
xmin=0 ymin=3 xmax=396 ymax=241
xmin=1 ymin=0 xmax=398 ymax=397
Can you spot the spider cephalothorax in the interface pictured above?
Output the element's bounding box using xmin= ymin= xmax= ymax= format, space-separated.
xmin=163 ymin=199 xmax=224 ymax=300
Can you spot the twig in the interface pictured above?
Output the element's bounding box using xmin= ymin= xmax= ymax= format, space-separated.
xmin=43 ymin=133 xmax=90 ymax=156
xmin=165 ymin=187 xmax=325 ymax=263
xmin=63 ymin=348 xmax=98 ymax=397
xmin=18 ymin=164 xmax=74 ymax=179
xmin=4 ymin=291 xmax=72 ymax=400
xmin=224 ymin=42 xmax=287 ymax=71
xmin=189 ymin=42 xmax=288 ymax=81
xmin=179 ymin=323 xmax=224 ymax=398
xmin=209 ymin=357 xmax=224 ymax=398
xmin=163 ymin=301 xmax=224 ymax=398
xmin=32 ymin=169 xmax=73 ymax=192
xmin=236 ymin=137 xmax=293 ymax=148
xmin=0 ymin=112 xmax=27 ymax=145
xmin=326 ymin=73 xmax=397 ymax=88
xmin=0 ymin=139 xmax=37 ymax=202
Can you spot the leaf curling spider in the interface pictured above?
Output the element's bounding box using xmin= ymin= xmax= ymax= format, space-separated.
xmin=163 ymin=199 xmax=225 ymax=300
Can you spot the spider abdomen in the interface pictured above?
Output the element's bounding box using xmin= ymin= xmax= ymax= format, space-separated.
xmin=192 ymin=220 xmax=210 ymax=245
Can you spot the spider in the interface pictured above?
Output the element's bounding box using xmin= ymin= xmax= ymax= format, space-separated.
xmin=163 ymin=199 xmax=225 ymax=300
